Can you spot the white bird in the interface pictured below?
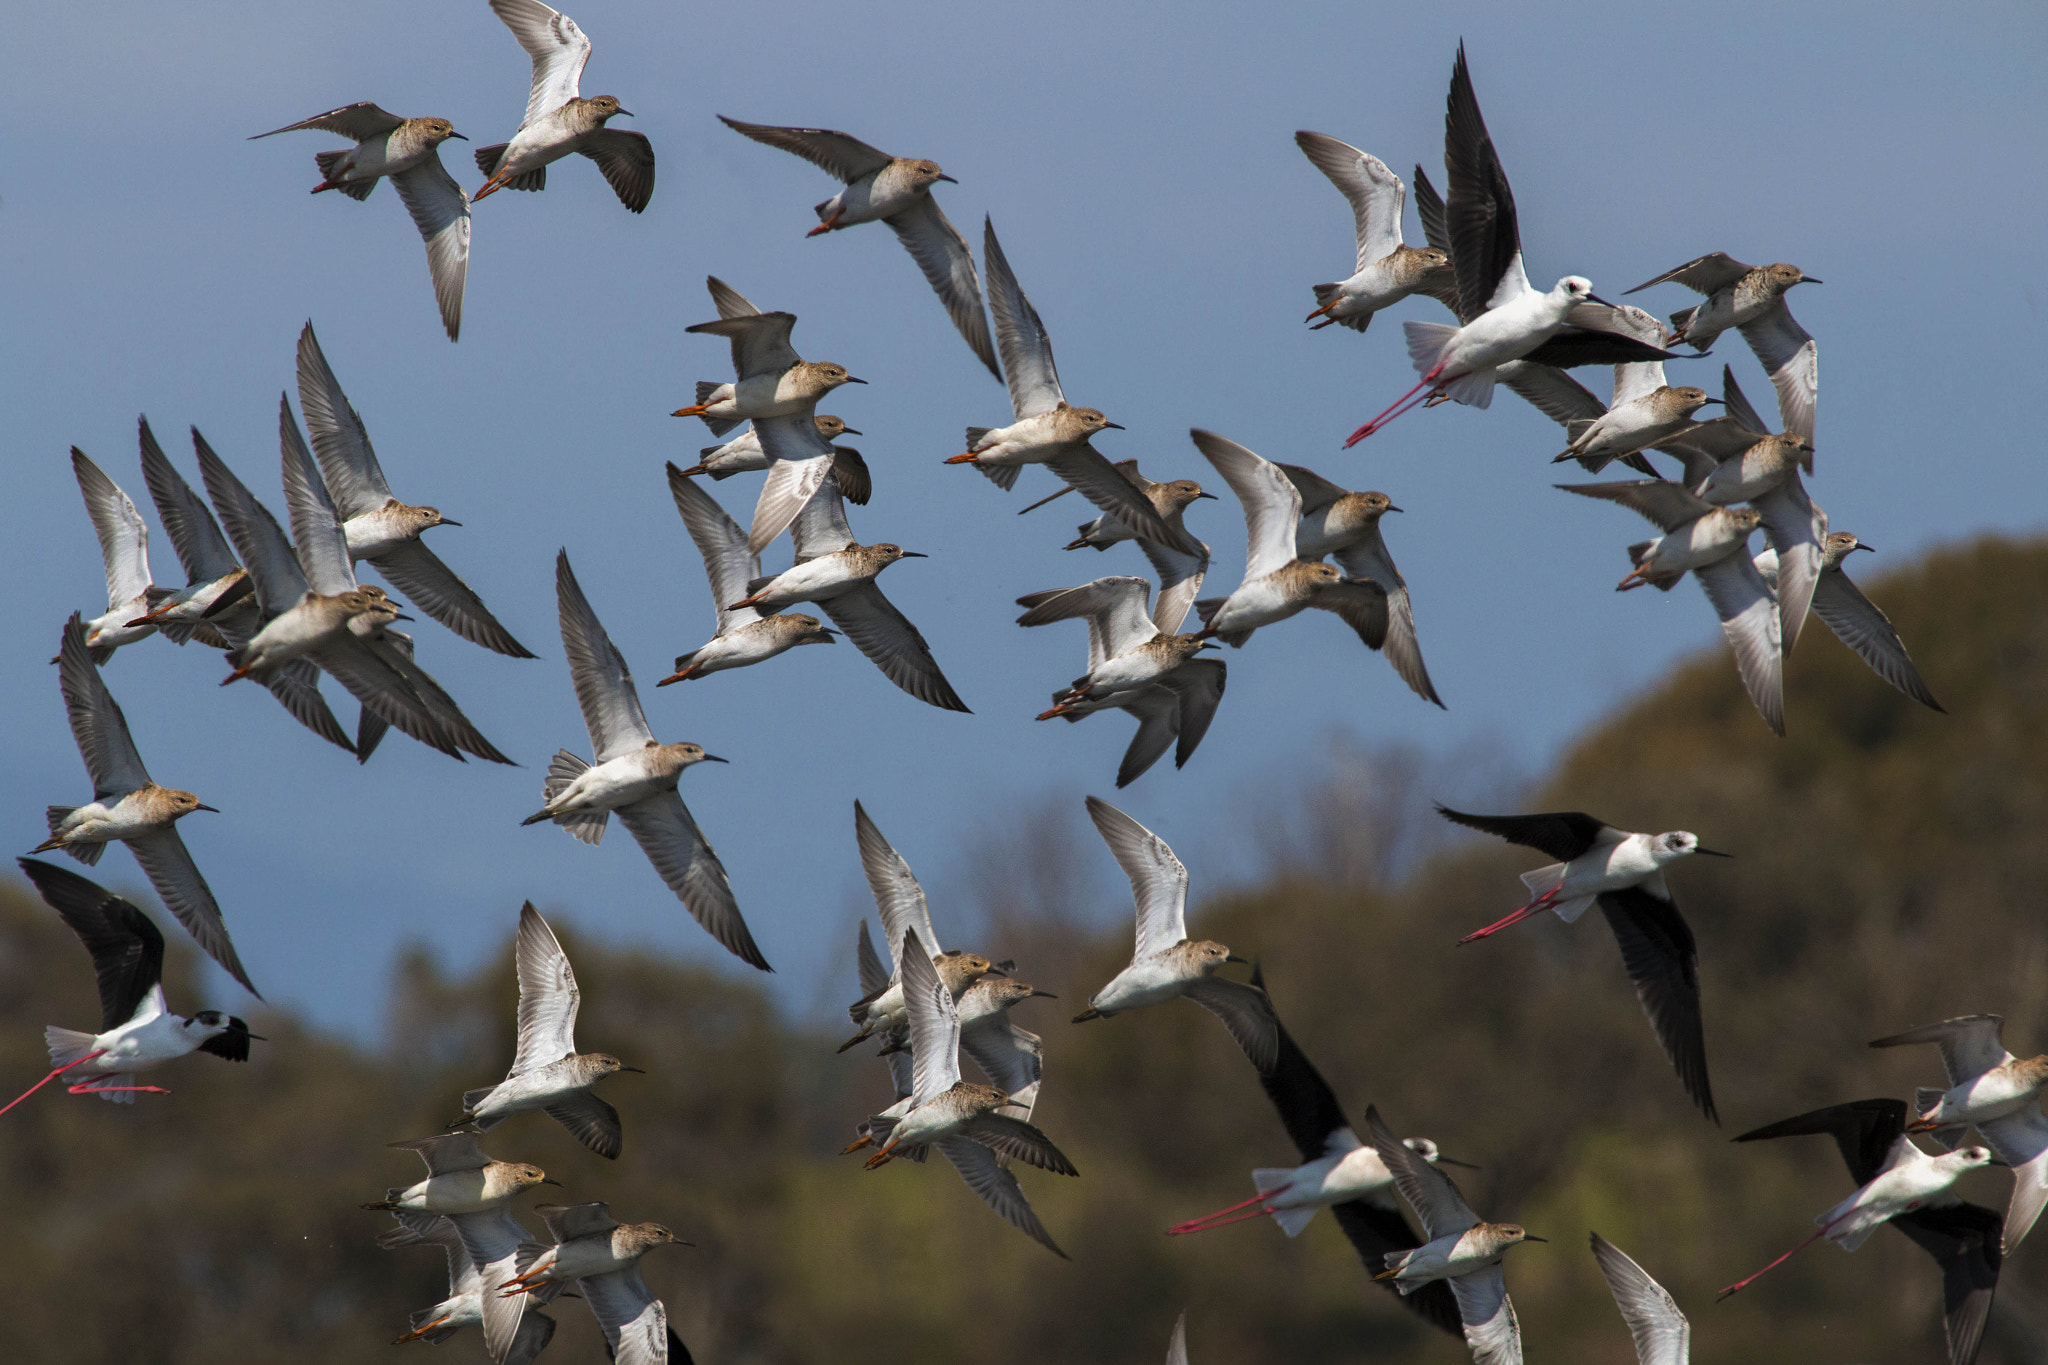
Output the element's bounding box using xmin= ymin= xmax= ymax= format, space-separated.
xmin=1294 ymin=131 xmax=1455 ymax=331
xmin=1724 ymin=1098 xmax=1996 ymax=1313
xmin=34 ymin=615 xmax=254 ymax=996
xmin=1589 ymin=1233 xmax=1690 ymax=1365
xmin=861 ymin=930 xmax=1078 ymax=1257
xmin=2 ymin=859 xmax=257 ymax=1116
xmin=473 ymin=0 xmax=653 ymax=211
xmin=1436 ymin=806 xmax=1726 ymax=1120
xmin=1872 ymin=1015 xmax=2048 ymax=1252
xmin=656 ymin=464 xmax=838 ymax=684
xmin=460 ymin=903 xmax=647 ymax=1155
xmin=379 ymin=1209 xmax=556 ymax=1363
xmin=67 ymin=448 xmax=162 ymax=662
xmin=1073 ymin=797 xmax=1277 ymax=1070
xmin=499 ymin=1202 xmax=680 ymax=1365
xmin=716 ymin=117 xmax=998 ymax=378
xmin=729 ymin=470 xmax=969 ymax=712
xmin=1190 ymin=431 xmax=1390 ymax=655
xmin=523 ymin=562 xmax=764 ymax=969
xmin=1559 ymin=478 xmax=1784 ymax=735
xmin=1367 ymin=1104 xmax=1542 ymax=1365
xmin=251 ymin=105 xmax=471 ymax=340
xmin=1345 ymin=44 xmax=1677 ymax=443
xmin=295 ymin=323 xmax=533 ymax=657
xmin=945 ymin=220 xmax=1192 ymax=550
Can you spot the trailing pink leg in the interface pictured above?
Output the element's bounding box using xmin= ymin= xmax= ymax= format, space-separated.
xmin=1167 ymin=1189 xmax=1273 ymax=1235
xmin=1717 ymin=1224 xmax=1832 ymax=1301
xmin=68 ymin=1081 xmax=170 ymax=1097
xmin=1457 ymin=886 xmax=1564 ymax=945
xmin=1168 ymin=1206 xmax=1271 ymax=1235
xmin=0 ymin=1050 xmax=106 ymax=1118
xmin=1344 ymin=366 xmax=1447 ymax=446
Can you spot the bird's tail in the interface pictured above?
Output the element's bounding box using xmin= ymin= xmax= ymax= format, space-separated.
xmin=694 ymin=383 xmax=742 ymax=436
xmin=1402 ymin=320 xmax=1458 ymax=376
xmin=314 ymin=151 xmax=375 ymax=200
xmin=44 ymin=1026 xmax=99 ymax=1074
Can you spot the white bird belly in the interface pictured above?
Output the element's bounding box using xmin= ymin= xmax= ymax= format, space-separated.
xmin=552 ymin=753 xmax=675 ymax=814
xmin=1091 ymin=956 xmax=1193 ymax=1013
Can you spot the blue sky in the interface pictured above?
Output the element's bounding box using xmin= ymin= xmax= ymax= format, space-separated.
xmin=6 ymin=0 xmax=2044 ymax=1033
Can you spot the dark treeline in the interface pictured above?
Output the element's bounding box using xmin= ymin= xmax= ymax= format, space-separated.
xmin=3 ymin=535 xmax=2047 ymax=1363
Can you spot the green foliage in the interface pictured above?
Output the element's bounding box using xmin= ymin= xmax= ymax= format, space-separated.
xmin=3 ymin=536 xmax=2046 ymax=1361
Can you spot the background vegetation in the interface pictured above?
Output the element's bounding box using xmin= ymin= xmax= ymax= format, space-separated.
xmin=3 ymin=535 xmax=2045 ymax=1363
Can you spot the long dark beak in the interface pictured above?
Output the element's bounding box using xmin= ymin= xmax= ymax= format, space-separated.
xmin=937 ymin=174 xmax=958 ymax=184
xmin=1030 ymin=989 xmax=1058 ymax=999
xmin=195 ymin=804 xmax=221 ymax=813
xmin=1693 ymin=847 xmax=1732 ymax=858
xmin=392 ymin=613 xmax=415 ymax=623
xmin=541 ymin=1176 xmax=565 ymax=1186
xmin=1434 ymin=1155 xmax=1480 ymax=1169
xmin=1101 ymin=421 xmax=1126 ymax=430
xmin=438 ymin=518 xmax=463 ymax=527
xmin=1521 ymin=1234 xmax=1549 ymax=1243
xmin=844 ymin=376 xmax=868 ymax=385
xmin=1697 ymin=397 xmax=1724 ymax=405
xmin=839 ymin=425 xmax=862 ymax=436
xmin=1804 ymin=277 xmax=1823 ymax=284
xmin=236 ymin=1028 xmax=266 ymax=1041
xmin=1386 ymin=503 xmax=1405 ymax=513
xmin=449 ymin=132 xmax=469 ymax=141
xmin=1584 ymin=293 xmax=1617 ymax=308
xmin=1225 ymin=954 xmax=1248 ymax=964
xmin=1194 ymin=491 xmax=1219 ymax=500
xmin=1854 ymin=542 xmax=1876 ymax=553
xmin=699 ymin=755 xmax=729 ymax=765
xmin=899 ymin=551 xmax=928 ymax=558
xmin=616 ymin=107 xmax=635 ymax=118
xmin=982 ymin=965 xmax=1009 ymax=978
xmin=620 ymin=1065 xmax=648 ymax=1074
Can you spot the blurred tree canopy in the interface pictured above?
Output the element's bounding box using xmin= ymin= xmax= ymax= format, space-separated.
xmin=2 ymin=534 xmax=2046 ymax=1363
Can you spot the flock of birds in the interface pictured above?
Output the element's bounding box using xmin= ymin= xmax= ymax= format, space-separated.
xmin=13 ymin=6 xmax=2000 ymax=1364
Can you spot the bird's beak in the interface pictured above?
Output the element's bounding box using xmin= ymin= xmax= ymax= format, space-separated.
xmin=699 ymin=755 xmax=729 ymax=765
xmin=1197 ymin=641 xmax=1220 ymax=652
xmin=237 ymin=1028 xmax=267 ymax=1041
xmin=1521 ymin=1234 xmax=1549 ymax=1243
xmin=1854 ymin=542 xmax=1876 ymax=554
xmin=438 ymin=518 xmax=463 ymax=527
xmin=937 ymin=174 xmax=958 ymax=184
xmin=1386 ymin=503 xmax=1405 ymax=513
xmin=449 ymin=132 xmax=469 ymax=141
xmin=1195 ymin=491 xmax=1219 ymax=500
xmin=615 ymin=107 xmax=635 ymax=118
xmin=983 ymin=965 xmax=1009 ymax=978
xmin=839 ymin=425 xmax=862 ymax=436
xmin=1584 ymin=293 xmax=1617 ymax=308
xmin=1030 ymin=989 xmax=1059 ymax=999
xmin=1803 ymin=277 xmax=1823 ymax=285
xmin=1225 ymin=954 xmax=1248 ymax=964
xmin=1693 ymin=847 xmax=1733 ymax=858
xmin=1101 ymin=421 xmax=1125 ymax=431
xmin=1434 ymin=1155 xmax=1479 ymax=1169
xmin=899 ymin=550 xmax=928 ymax=558
xmin=195 ymin=804 xmax=221 ymax=813
xmin=541 ymin=1176 xmax=565 ymax=1186
xmin=392 ymin=613 xmax=416 ymax=622
xmin=1697 ymin=397 xmax=1724 ymax=405
xmin=620 ymin=1065 xmax=648 ymax=1074
xmin=844 ymin=376 xmax=868 ymax=385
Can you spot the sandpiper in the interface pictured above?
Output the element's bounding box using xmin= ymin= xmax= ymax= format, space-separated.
xmin=1294 ymin=132 xmax=1455 ymax=331
xmin=295 ymin=324 xmax=532 ymax=656
xmin=1626 ymin=252 xmax=1818 ymax=440
xmin=35 ymin=615 xmax=255 ymax=996
xmin=460 ymin=904 xmax=648 ymax=1155
xmin=1722 ymin=1097 xmax=1997 ymax=1338
xmin=498 ymin=1203 xmax=681 ymax=1365
xmin=68 ymin=449 xmax=162 ymax=662
xmin=251 ymin=106 xmax=471 ymax=339
xmin=1366 ymin=1104 xmax=1541 ymax=1365
xmin=379 ymin=1209 xmax=555 ymax=1363
xmin=1189 ymin=431 xmax=1391 ymax=653
xmin=1589 ymin=1233 xmax=1691 ymax=1364
xmin=673 ymin=309 xmax=864 ymax=434
xmin=1074 ymin=797 xmax=1278 ymax=1071
xmin=1345 ymin=44 xmax=1676 ymax=443
xmin=1559 ymin=478 xmax=1784 ymax=735
xmin=473 ymin=0 xmax=653 ymax=211
xmin=1019 ymin=576 xmax=1216 ymax=717
xmin=1758 ymin=533 xmax=1943 ymax=711
xmin=945 ymin=220 xmax=1188 ymax=548
xmin=127 ymin=420 xmax=252 ymax=647
xmin=525 ymin=559 xmax=764 ymax=967
xmin=727 ymin=470 xmax=969 ymax=712
xmin=1872 ymin=1015 xmax=2048 ymax=1251
xmin=1438 ymin=806 xmax=1726 ymax=1120
xmin=718 ymin=116 xmax=997 ymax=377
xmin=1037 ymin=459 xmax=1213 ymax=633
xmin=1276 ymin=462 xmax=1441 ymax=707
xmin=682 ymin=414 xmax=862 ymax=489
xmin=1519 ymin=307 xmax=1722 ymax=472
xmin=361 ymin=1131 xmax=560 ymax=1216
xmin=1 ymin=859 xmax=258 ymax=1116
xmin=861 ymin=932 xmax=1078 ymax=1257
xmin=657 ymin=463 xmax=837 ymax=684
xmin=839 ymin=801 xmax=999 ymax=1053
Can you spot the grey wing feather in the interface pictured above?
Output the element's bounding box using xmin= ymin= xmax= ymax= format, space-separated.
xmin=579 ymin=129 xmax=655 ymax=213
xmin=1294 ymin=132 xmax=1406 ymax=270
xmin=1450 ymin=1270 xmax=1523 ymax=1365
xmin=852 ymin=801 xmax=941 ymax=964
xmin=1754 ymin=474 xmax=1824 ymax=655
xmin=1308 ymin=579 xmax=1390 ymax=651
xmin=1164 ymin=659 xmax=1226 ymax=771
xmin=512 ymin=903 xmax=580 ymax=1074
xmin=138 ymin=421 xmax=239 ymax=583
xmin=817 ymin=584 xmax=971 ymax=713
xmin=1589 ymin=1234 xmax=1690 ymax=1365
xmin=683 ymin=312 xmax=800 ymax=383
xmin=900 ymin=930 xmax=960 ymax=1101
xmin=1809 ymin=569 xmax=1942 ymax=711
xmin=885 ymin=195 xmax=999 ymax=378
xmin=935 ymin=1135 xmax=1067 ymax=1258
xmin=960 ymin=1016 xmax=1043 ymax=1109
xmin=706 ymin=274 xmax=759 ymax=318
xmin=1333 ymin=538 xmax=1440 ymax=706
xmin=361 ymin=630 xmax=512 ymax=763
xmin=1044 ymin=446 xmax=1186 ymax=548
xmin=389 ymin=156 xmax=471 ymax=339
xmin=261 ymin=657 xmax=355 ymax=752
xmin=1086 ymin=796 xmax=1188 ymax=958
xmin=492 ymin=0 xmax=593 ymax=130
xmin=982 ymin=218 xmax=1064 ymax=418
xmin=250 ymin=102 xmax=406 ymax=141
xmin=1181 ymin=976 xmax=1279 ymax=1072
xmin=1738 ymin=304 xmax=1816 ymax=443
xmin=193 ymin=431 xmax=311 ymax=612
xmin=277 ymin=395 xmax=358 ymax=594
xmin=747 ymin=416 xmax=837 ymax=555
xmin=581 ymin=1269 xmax=666 ymax=1364
xmin=1166 ymin=1312 xmax=1189 ymax=1365
xmin=126 ymin=828 xmax=258 ymax=998
xmin=1365 ymin=1104 xmax=1478 ymax=1239
xmin=1113 ymin=688 xmax=1181 ymax=789
xmin=1556 ymin=479 xmax=1712 ymax=534
xmin=854 ymin=917 xmax=891 ymax=997
xmin=1694 ymin=553 xmax=1783 ymax=736
xmin=666 ymin=463 xmax=762 ymax=633
xmin=554 ymin=552 xmax=655 ymax=763
xmin=716 ymin=117 xmax=894 ymax=183
xmin=961 ymin=1112 xmax=1077 ymax=1175
xmin=71 ymin=450 xmax=153 ymax=609
xmin=294 ymin=324 xmax=394 ymax=517
xmin=542 ymin=1090 xmax=624 ymax=1160
xmin=790 ymin=475 xmax=856 ymax=563
xmin=1138 ymin=535 xmax=1208 ymax=635
xmin=616 ymin=792 xmax=767 ymax=972
xmin=370 ymin=539 xmax=534 ymax=658
xmin=58 ymin=616 xmax=151 ymax=797
xmin=1624 ymin=252 xmax=1751 ymax=297
xmin=1273 ymin=461 xmax=1353 ymax=516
